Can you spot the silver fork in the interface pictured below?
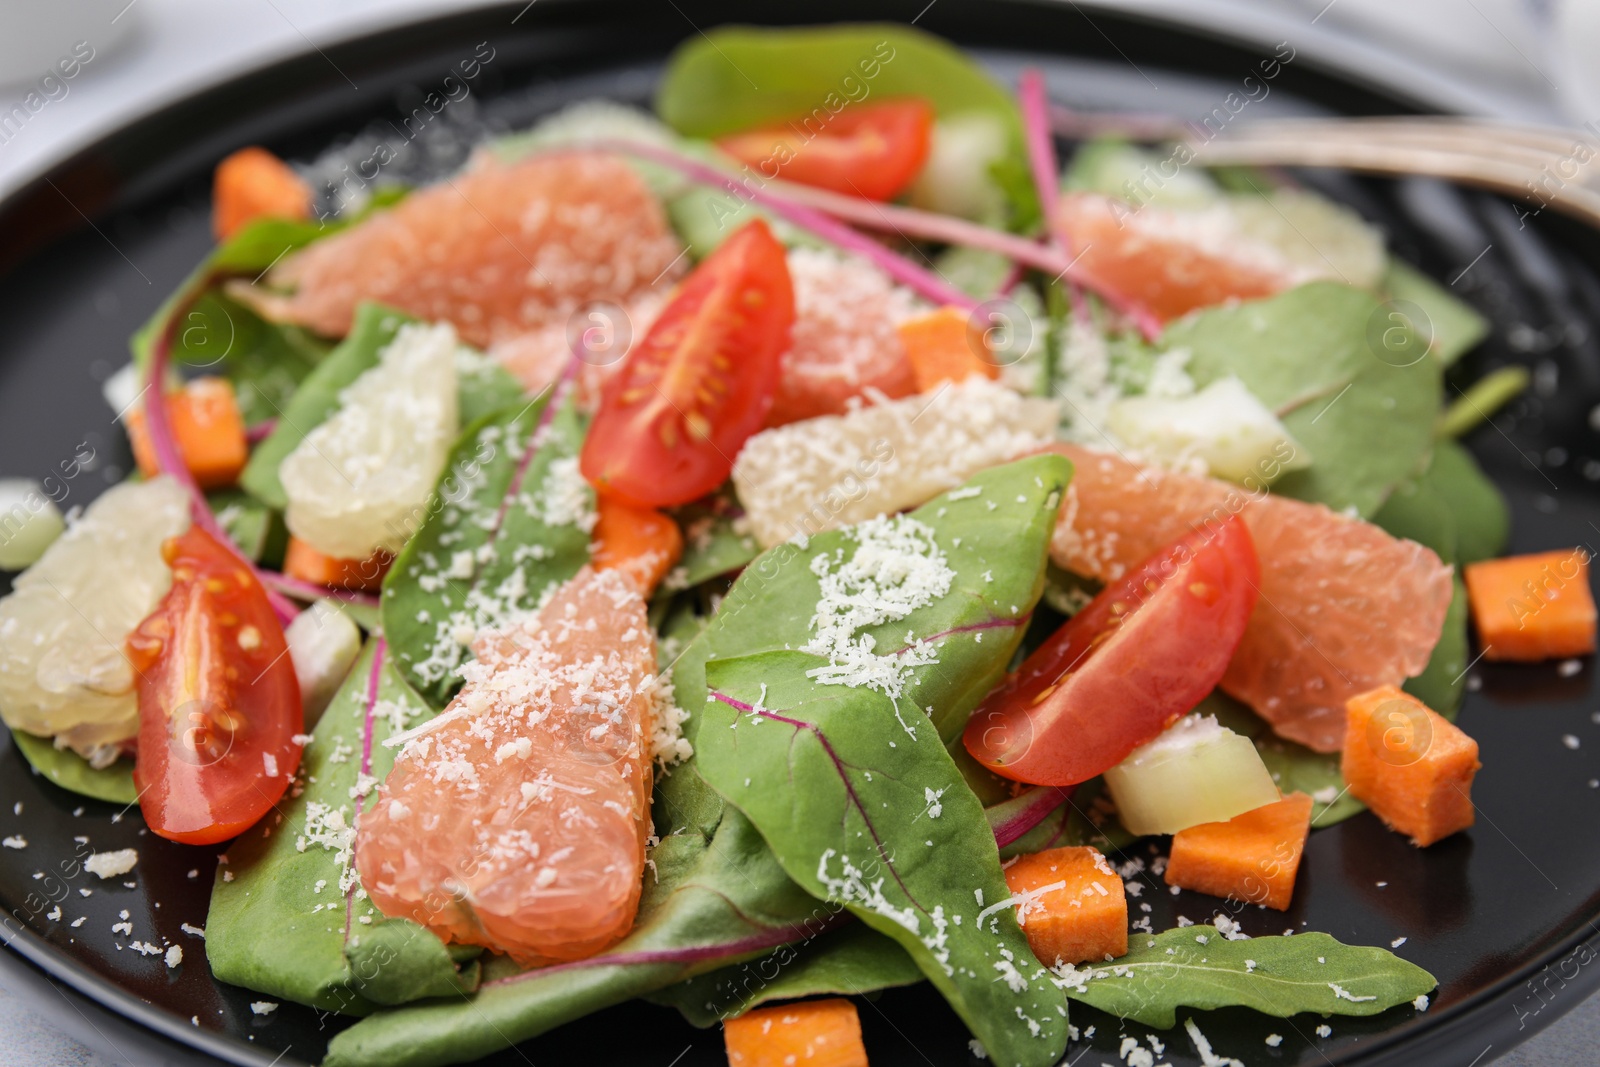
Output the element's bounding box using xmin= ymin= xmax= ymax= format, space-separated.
xmin=1051 ymin=109 xmax=1600 ymax=228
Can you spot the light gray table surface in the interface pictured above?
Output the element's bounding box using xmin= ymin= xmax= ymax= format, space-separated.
xmin=0 ymin=0 xmax=1596 ymax=1063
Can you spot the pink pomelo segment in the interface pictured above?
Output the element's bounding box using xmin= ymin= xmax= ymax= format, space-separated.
xmin=767 ymin=249 xmax=920 ymax=426
xmin=1052 ymin=192 xmax=1297 ymax=324
xmin=1043 ymin=444 xmax=1453 ymax=752
xmin=354 ymin=568 xmax=659 ymax=966
xmin=251 ymin=153 xmax=685 ymax=347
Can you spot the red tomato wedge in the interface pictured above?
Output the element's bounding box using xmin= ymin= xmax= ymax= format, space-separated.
xmin=716 ymin=98 xmax=935 ymax=201
xmin=126 ymin=525 xmax=303 ymax=844
xmin=964 ymin=513 xmax=1260 ymax=787
xmin=581 ymin=218 xmax=795 ymax=508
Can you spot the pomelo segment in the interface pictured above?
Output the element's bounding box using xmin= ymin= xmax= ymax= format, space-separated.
xmin=1044 ymin=444 xmax=1452 ymax=752
xmin=767 ymin=248 xmax=922 ymax=425
xmin=251 ymin=153 xmax=684 ymax=347
xmin=1052 ymin=192 xmax=1306 ymax=323
xmin=354 ymin=568 xmax=660 ymax=966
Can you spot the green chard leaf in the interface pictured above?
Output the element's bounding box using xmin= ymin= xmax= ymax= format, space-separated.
xmin=206 ymin=640 xmax=479 ymax=1015
xmin=1167 ymin=281 xmax=1444 ymax=517
xmin=666 ymin=494 xmax=761 ymax=591
xmin=1422 ymin=440 xmax=1510 ymax=566
xmin=208 ymin=487 xmax=286 ymax=564
xmin=695 ymin=455 xmax=1075 ymax=1067
xmin=1053 ymin=925 xmax=1435 ymax=1029
xmin=323 ymin=797 xmax=831 ymax=1067
xmin=648 ymin=922 xmax=923 ymax=1027
xmin=380 ymin=395 xmax=592 ymax=708
xmin=239 ymin=302 xmax=526 ymax=510
xmin=9 ymin=729 xmax=137 ymax=805
xmin=1381 ymin=259 xmax=1489 ymax=366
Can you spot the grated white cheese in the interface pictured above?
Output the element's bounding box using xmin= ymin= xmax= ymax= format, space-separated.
xmin=1 ymin=836 xmax=25 ymax=850
xmin=84 ymin=849 xmax=138 ymax=879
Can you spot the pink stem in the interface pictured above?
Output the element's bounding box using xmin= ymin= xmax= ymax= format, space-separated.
xmin=259 ymin=570 xmax=381 ymax=610
xmin=144 ymin=285 xmax=300 ymax=623
xmin=246 ymin=419 xmax=277 ymax=444
xmin=582 ymin=140 xmax=979 ymax=310
xmin=987 ymin=785 xmax=1073 ymax=847
xmin=1019 ymin=70 xmax=1060 ymax=226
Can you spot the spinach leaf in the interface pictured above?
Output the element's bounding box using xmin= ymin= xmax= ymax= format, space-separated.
xmin=649 ymin=922 xmax=923 ymax=1027
xmin=206 ymin=640 xmax=479 ymax=1014
xmin=1053 ymin=925 xmax=1435 ymax=1029
xmin=656 ymin=24 xmax=1023 ymax=145
xmin=9 ymin=730 xmax=137 ymax=805
xmin=322 ymin=799 xmax=832 ymax=1067
xmin=1381 ymin=259 xmax=1489 ymax=366
xmin=238 ymin=303 xmax=526 ymax=510
xmin=1403 ymin=577 xmax=1470 ymax=718
xmin=667 ymin=495 xmax=761 ymax=591
xmin=1425 ymin=440 xmax=1510 ymax=565
xmin=1166 ymin=282 xmax=1444 ymax=517
xmin=1196 ymin=691 xmax=1364 ymax=827
xmin=208 ymin=488 xmax=286 ymax=564
xmin=381 ymin=396 xmax=591 ymax=708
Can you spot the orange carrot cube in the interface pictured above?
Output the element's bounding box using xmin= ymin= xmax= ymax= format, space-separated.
xmin=1003 ymin=845 xmax=1126 ymax=965
xmin=212 ymin=146 xmax=312 ymax=241
xmin=590 ymin=496 xmax=683 ymax=596
xmin=1341 ymin=685 xmax=1480 ymax=847
xmin=1463 ymin=549 xmax=1596 ymax=661
xmin=125 ymin=378 xmax=249 ymax=489
xmin=723 ymin=998 xmax=867 ymax=1067
xmin=896 ymin=306 xmax=999 ymax=393
xmin=1164 ymin=792 xmax=1314 ymax=911
xmin=284 ymin=536 xmax=392 ymax=593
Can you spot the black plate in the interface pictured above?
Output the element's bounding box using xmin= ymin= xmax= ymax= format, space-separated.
xmin=4 ymin=2 xmax=1600 ymax=1065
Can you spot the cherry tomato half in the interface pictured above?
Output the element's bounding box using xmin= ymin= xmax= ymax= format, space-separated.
xmin=580 ymin=218 xmax=795 ymax=508
xmin=716 ymin=98 xmax=935 ymax=201
xmin=964 ymin=513 xmax=1260 ymax=787
xmin=127 ymin=525 xmax=303 ymax=844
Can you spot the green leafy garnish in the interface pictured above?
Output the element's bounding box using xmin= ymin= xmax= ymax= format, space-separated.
xmin=649 ymin=923 xmax=923 ymax=1027
xmin=1053 ymin=925 xmax=1435 ymax=1028
xmin=1168 ymin=282 xmax=1444 ymax=517
xmin=1381 ymin=259 xmax=1489 ymax=366
xmin=206 ymin=641 xmax=479 ymax=1014
xmin=380 ymin=396 xmax=591 ymax=708
xmin=10 ymin=730 xmax=137 ymax=805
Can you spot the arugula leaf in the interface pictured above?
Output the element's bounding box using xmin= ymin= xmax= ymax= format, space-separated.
xmin=9 ymin=729 xmax=137 ymax=805
xmin=380 ymin=396 xmax=591 ymax=708
xmin=1381 ymin=259 xmax=1489 ymax=366
xmin=1167 ymin=282 xmax=1444 ymax=517
xmin=667 ymin=497 xmax=761 ymax=591
xmin=206 ymin=640 xmax=479 ymax=1014
xmin=238 ymin=303 xmax=526 ymax=510
xmin=648 ymin=922 xmax=923 ymax=1027
xmin=323 ymin=799 xmax=832 ymax=1067
xmin=1053 ymin=925 xmax=1435 ymax=1029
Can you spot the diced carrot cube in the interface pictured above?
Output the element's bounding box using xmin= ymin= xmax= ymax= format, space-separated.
xmin=1341 ymin=686 xmax=1480 ymax=847
xmin=723 ymin=998 xmax=867 ymax=1067
xmin=1164 ymin=792 xmax=1314 ymax=911
xmin=896 ymin=306 xmax=999 ymax=393
xmin=1003 ymin=845 xmax=1126 ymax=965
xmin=125 ymin=378 xmax=249 ymax=489
xmin=212 ymin=146 xmax=312 ymax=241
xmin=590 ymin=496 xmax=683 ymax=596
xmin=284 ymin=536 xmax=392 ymax=593
xmin=1463 ymin=549 xmax=1596 ymax=662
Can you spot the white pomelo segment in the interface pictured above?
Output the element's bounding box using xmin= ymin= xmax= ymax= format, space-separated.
xmin=285 ymin=600 xmax=363 ymax=728
xmin=732 ymin=378 xmax=1058 ymax=548
xmin=906 ymin=112 xmax=1010 ymax=222
xmin=0 ymin=481 xmax=66 ymax=570
xmin=1227 ymin=189 xmax=1387 ymax=291
xmin=281 ymin=322 xmax=460 ymax=559
xmin=1103 ymin=714 xmax=1280 ymax=837
xmin=1108 ymin=376 xmax=1311 ymax=485
xmin=0 ymin=477 xmax=191 ymax=760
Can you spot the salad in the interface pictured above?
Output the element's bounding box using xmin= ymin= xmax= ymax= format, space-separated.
xmin=0 ymin=22 xmax=1593 ymax=1067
